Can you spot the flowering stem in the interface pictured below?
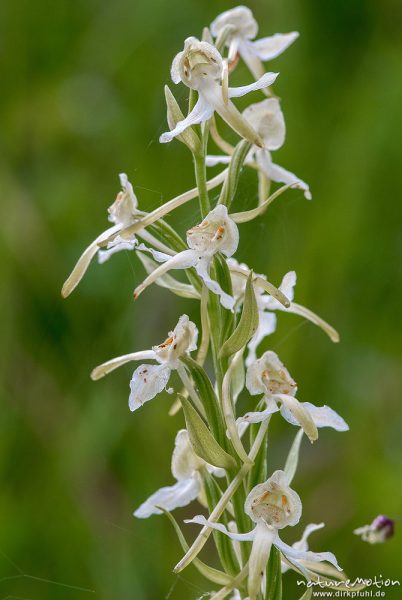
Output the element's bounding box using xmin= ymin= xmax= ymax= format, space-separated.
xmin=193 ymin=151 xmax=211 ymax=218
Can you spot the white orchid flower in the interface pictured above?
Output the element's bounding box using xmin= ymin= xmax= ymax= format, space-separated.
xmin=91 ymin=315 xmax=198 ymax=411
xmin=354 ymin=515 xmax=395 ymax=544
xmin=61 ymin=174 xmax=173 ymax=298
xmin=135 ymin=429 xmax=224 ymax=518
xmin=207 ymin=98 xmax=311 ymax=200
xmin=228 ymin=261 xmax=339 ymax=365
xmin=239 ymin=351 xmax=348 ymax=442
xmin=186 ymin=470 xmax=341 ymax=600
xmin=210 ymin=6 xmax=298 ymax=82
xmin=134 ymin=205 xmax=239 ymax=310
xmin=160 ymin=37 xmax=279 ymax=146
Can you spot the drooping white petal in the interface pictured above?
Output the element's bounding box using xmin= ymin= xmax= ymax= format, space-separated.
xmin=98 ymin=237 xmax=137 ymax=264
xmin=297 ymin=523 xmax=325 ymax=551
xmin=275 ymin=394 xmax=318 ymax=443
xmin=246 ymin=311 xmax=277 ymax=367
xmin=185 ymin=515 xmax=256 ymax=542
xmin=160 ymin=96 xmax=214 ymax=143
xmin=250 ymin=32 xmax=299 ymax=61
xmin=205 ymin=155 xmax=232 ymax=167
xmin=196 ymin=257 xmax=235 ymax=310
xmin=248 ymin=521 xmax=275 ymax=600
xmin=274 ymin=535 xmax=342 ymax=571
xmin=91 ymin=350 xmax=156 ymax=380
xmin=134 ymin=249 xmax=198 ymax=299
xmin=134 ymin=477 xmax=200 ymax=518
xmin=268 ymin=161 xmax=312 ymax=200
xmin=238 ymin=397 xmax=279 ymax=425
xmin=228 ymin=71 xmax=279 ymax=98
xmin=129 ymin=363 xmax=171 ymax=411
xmin=281 ymin=401 xmax=349 ymax=432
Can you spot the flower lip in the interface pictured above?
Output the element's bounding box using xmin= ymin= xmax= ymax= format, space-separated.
xmin=210 ymin=6 xmax=258 ymax=41
xmin=245 ymin=470 xmax=302 ymax=529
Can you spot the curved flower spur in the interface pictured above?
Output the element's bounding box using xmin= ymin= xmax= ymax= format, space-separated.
xmin=210 ymin=5 xmax=298 ymax=84
xmin=160 ymin=37 xmax=279 ymax=145
xmin=228 ymin=261 xmax=340 ymax=365
xmin=186 ymin=470 xmax=342 ymax=600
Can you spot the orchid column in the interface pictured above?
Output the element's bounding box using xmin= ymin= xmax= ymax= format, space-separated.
xmin=62 ymin=6 xmax=354 ymax=599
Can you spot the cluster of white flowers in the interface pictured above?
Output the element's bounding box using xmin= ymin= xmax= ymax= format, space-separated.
xmin=62 ymin=6 xmax=365 ymax=599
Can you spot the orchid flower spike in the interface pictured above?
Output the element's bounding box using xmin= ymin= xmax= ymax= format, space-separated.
xmin=240 ymin=350 xmax=348 ymax=442
xmin=91 ymin=315 xmax=198 ymax=411
xmin=134 ymin=204 xmax=239 ymax=310
xmin=186 ymin=470 xmax=341 ymax=600
xmin=207 ymin=98 xmax=311 ymax=200
xmin=61 ymin=174 xmax=141 ymax=297
xmin=160 ymin=37 xmax=279 ymax=146
xmin=354 ymin=515 xmax=395 ymax=544
xmin=210 ymin=6 xmax=298 ymax=82
xmin=134 ymin=429 xmax=224 ymax=518
xmin=228 ymin=262 xmax=339 ymax=365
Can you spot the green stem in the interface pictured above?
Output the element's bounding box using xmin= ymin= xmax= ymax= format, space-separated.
xmin=193 ymin=151 xmax=210 ymax=218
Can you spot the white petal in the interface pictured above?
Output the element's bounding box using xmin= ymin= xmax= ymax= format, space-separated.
xmin=171 ymin=429 xmax=204 ymax=480
xmin=185 ymin=515 xmax=256 ymax=542
xmin=129 ymin=363 xmax=171 ymax=411
xmin=251 ymin=32 xmax=299 ymax=61
xmin=134 ymin=477 xmax=200 ymax=518
xmin=160 ymin=96 xmax=214 ymax=143
xmin=307 ymin=403 xmax=349 ymax=431
xmin=134 ymin=249 xmax=198 ymax=299
xmin=298 ymin=523 xmax=325 ymax=550
xmin=276 ymin=394 xmax=318 ymax=442
xmin=238 ymin=398 xmax=279 ymax=425
xmin=98 ymin=238 xmax=137 ymax=264
xmin=171 ymin=50 xmax=184 ymax=84
xmin=274 ymin=535 xmax=342 ymax=571
xmin=91 ymin=350 xmax=156 ymax=380
xmin=246 ymin=311 xmax=277 ymax=367
xmin=260 ymin=271 xmax=296 ymax=312
xmin=268 ymin=162 xmax=312 ymax=200
xmin=248 ymin=522 xmax=275 ymax=600
xmin=228 ymin=71 xmax=279 ymax=98
xmin=196 ymin=257 xmax=235 ymax=310
xmin=243 ymin=98 xmax=285 ymax=151
xmin=205 ymin=155 xmax=232 ymax=167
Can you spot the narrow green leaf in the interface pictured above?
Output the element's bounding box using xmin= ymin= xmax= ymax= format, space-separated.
xmin=220 ymin=272 xmax=259 ymax=359
xmin=266 ymin=545 xmax=282 ymax=600
xmin=164 ymin=85 xmax=201 ymax=153
xmin=180 ymin=354 xmax=226 ymax=448
xmin=219 ymin=139 xmax=252 ymax=209
xmin=160 ymin=508 xmax=233 ymax=586
xmin=180 ymin=396 xmax=236 ymax=470
xmin=284 ymin=429 xmax=304 ymax=485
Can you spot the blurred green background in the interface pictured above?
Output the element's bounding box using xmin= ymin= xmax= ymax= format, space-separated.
xmin=1 ymin=0 xmax=402 ymax=598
